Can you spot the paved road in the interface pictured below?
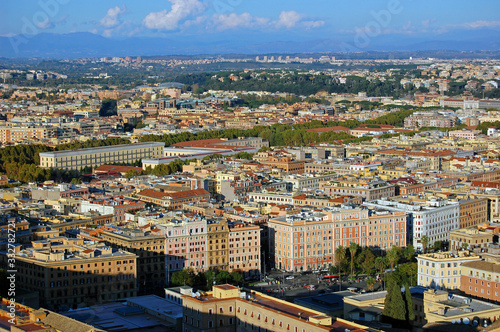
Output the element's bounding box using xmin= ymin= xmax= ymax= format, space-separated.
xmin=249 ymin=271 xmax=384 ymax=300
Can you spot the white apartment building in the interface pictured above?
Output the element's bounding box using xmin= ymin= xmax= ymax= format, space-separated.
xmin=364 ymin=197 xmax=460 ymax=251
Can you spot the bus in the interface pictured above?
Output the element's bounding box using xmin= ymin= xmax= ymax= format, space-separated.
xmin=320 ymin=274 xmax=340 ymax=281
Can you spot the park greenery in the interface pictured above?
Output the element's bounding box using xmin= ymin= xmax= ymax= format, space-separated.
xmin=330 ymin=243 xmax=415 ymax=278
xmin=176 ymin=71 xmax=430 ymax=98
xmin=330 ymin=242 xmax=418 ymax=328
xmin=170 ymin=268 xmax=245 ymax=290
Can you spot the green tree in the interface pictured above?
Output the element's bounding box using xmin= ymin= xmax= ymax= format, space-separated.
xmin=206 ymin=270 xmax=217 ymax=288
xmin=216 ymin=270 xmax=232 ymax=284
xmin=349 ymin=242 xmax=358 ymax=276
xmin=402 ymin=245 xmax=415 ymax=262
xmin=366 ymin=277 xmax=376 ymax=292
xmin=124 ymin=169 xmax=140 ymax=178
xmin=461 ymin=242 xmax=469 ymax=251
xmin=405 ymin=285 xmax=415 ymax=321
xmin=357 ymin=247 xmax=375 ymax=274
xmin=383 ymin=276 xmax=406 ymax=322
xmin=230 ymin=271 xmax=244 ymax=285
xmin=387 ymin=246 xmax=401 ymax=272
xmin=171 ymin=268 xmax=195 ymax=286
xmin=99 ymin=99 xmax=118 ymax=117
xmin=433 ymin=241 xmax=444 ymax=251
xmin=420 ymin=235 xmax=429 ymax=254
xmin=375 ymin=256 xmax=388 ymax=276
xmin=334 ymin=246 xmax=346 ymax=274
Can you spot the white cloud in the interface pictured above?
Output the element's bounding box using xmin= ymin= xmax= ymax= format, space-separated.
xmin=210 ymin=10 xmax=322 ymax=31
xmin=101 ymin=5 xmax=127 ymax=28
xmin=36 ymin=18 xmax=54 ymax=29
xmin=183 ymin=15 xmax=208 ymax=28
xmin=421 ymin=18 xmax=436 ymax=28
xmin=211 ymin=12 xmax=259 ymax=30
xmin=461 ymin=20 xmax=500 ymax=29
xmin=303 ymin=20 xmax=325 ymax=29
xmin=143 ymin=0 xmax=207 ymax=30
xmin=276 ymin=10 xmax=303 ymax=28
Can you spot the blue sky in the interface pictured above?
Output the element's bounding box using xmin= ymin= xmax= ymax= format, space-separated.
xmin=1 ymin=0 xmax=500 ymax=40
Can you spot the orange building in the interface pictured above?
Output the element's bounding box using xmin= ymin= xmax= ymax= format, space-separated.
xmin=259 ymin=156 xmax=305 ymax=174
xmin=269 ymin=208 xmax=407 ymax=272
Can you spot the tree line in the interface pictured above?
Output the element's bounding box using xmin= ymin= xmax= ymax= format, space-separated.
xmin=175 ymin=71 xmax=428 ymax=98
xmin=170 ymin=268 xmax=245 ymax=290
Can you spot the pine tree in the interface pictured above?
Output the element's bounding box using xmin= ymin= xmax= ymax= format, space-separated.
xmin=383 ymin=276 xmax=407 ymax=322
xmin=405 ymin=285 xmax=415 ymax=321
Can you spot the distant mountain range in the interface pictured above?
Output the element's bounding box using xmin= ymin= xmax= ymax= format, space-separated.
xmin=0 ymin=29 xmax=499 ymax=59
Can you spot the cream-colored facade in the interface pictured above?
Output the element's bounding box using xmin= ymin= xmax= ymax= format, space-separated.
xmin=182 ymin=285 xmax=371 ymax=332
xmin=423 ymin=289 xmax=500 ymax=325
xmin=417 ymin=251 xmax=481 ymax=290
xmin=449 ymin=227 xmax=495 ymax=251
xmin=39 ymin=142 xmax=165 ymax=170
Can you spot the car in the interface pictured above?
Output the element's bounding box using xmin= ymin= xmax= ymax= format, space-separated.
xmin=285 ymin=276 xmax=295 ymax=280
xmin=312 ymin=270 xmax=320 ymax=274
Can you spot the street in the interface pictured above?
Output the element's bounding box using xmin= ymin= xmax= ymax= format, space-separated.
xmin=248 ymin=271 xmax=384 ymax=301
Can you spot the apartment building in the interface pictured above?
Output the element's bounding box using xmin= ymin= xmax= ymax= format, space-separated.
xmin=320 ymin=177 xmax=396 ymax=201
xmin=364 ymin=196 xmax=460 ymax=251
xmin=304 ymin=162 xmax=353 ymax=175
xmin=460 ymin=260 xmax=500 ymax=302
xmin=0 ymin=126 xmax=57 ymax=143
xmin=182 ymin=285 xmax=368 ymax=332
xmin=158 ymin=218 xmax=208 ymax=274
xmin=268 ymin=211 xmax=332 ymax=272
xmin=228 ymin=222 xmax=261 ymax=277
xmin=459 ymin=198 xmax=489 ymax=228
xmin=259 ymin=156 xmax=305 ymax=174
xmin=449 ymin=228 xmax=495 ymax=251
xmin=292 ymin=194 xmax=363 ymax=208
xmin=207 ymin=219 xmax=230 ymax=271
xmin=99 ymin=226 xmax=166 ymax=295
xmin=268 ymin=208 xmax=407 ymax=272
xmin=417 ymin=251 xmax=481 ymax=290
xmin=283 ymin=174 xmax=337 ymax=191
xmin=80 ymin=198 xmax=145 ymax=222
xmin=1 ymin=237 xmax=137 ymax=310
xmin=331 ymin=208 xmax=407 ymax=251
xmin=429 ymin=185 xmax=500 ymax=220
xmin=136 ymin=188 xmax=210 ymax=209
xmin=404 ymin=112 xmax=456 ymax=128
xmin=248 ymin=191 xmax=295 ymax=205
xmin=39 ymin=142 xmax=165 ymax=170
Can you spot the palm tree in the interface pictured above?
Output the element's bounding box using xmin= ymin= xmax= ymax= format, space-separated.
xmin=366 ymin=277 xmax=376 ymax=291
xmin=335 ymin=246 xmax=346 ymax=291
xmin=375 ymin=256 xmax=388 ymax=290
xmin=421 ymin=235 xmax=429 ymax=254
xmin=375 ymin=256 xmax=388 ymax=276
xmin=349 ymin=242 xmax=358 ymax=277
xmin=334 ymin=246 xmax=346 ymax=274
xmin=387 ymin=246 xmax=401 ymax=272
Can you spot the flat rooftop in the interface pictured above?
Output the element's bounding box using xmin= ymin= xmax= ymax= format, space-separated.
xmin=345 ymin=291 xmax=387 ymax=302
xmin=39 ymin=142 xmax=165 ymax=157
xmin=63 ymin=297 xmax=180 ymax=332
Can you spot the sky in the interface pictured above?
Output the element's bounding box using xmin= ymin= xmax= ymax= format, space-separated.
xmin=2 ymin=0 xmax=500 ymax=41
